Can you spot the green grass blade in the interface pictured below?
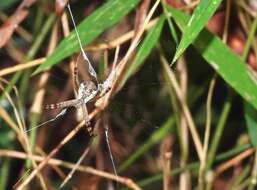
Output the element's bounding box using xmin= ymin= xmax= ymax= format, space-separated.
xmin=123 ymin=15 xmax=165 ymax=83
xmin=118 ymin=116 xmax=175 ymax=173
xmin=33 ymin=0 xmax=140 ymax=75
xmin=161 ymin=0 xmax=178 ymax=44
xmin=167 ymin=6 xmax=257 ymax=110
xmin=172 ymin=0 xmax=223 ymax=64
xmin=244 ymin=102 xmax=257 ymax=146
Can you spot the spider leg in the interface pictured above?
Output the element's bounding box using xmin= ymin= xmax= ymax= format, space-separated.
xmin=45 ymin=99 xmax=80 ymax=110
xmin=98 ymin=45 xmax=120 ymax=97
xmin=80 ymin=102 xmax=94 ymax=136
xmin=72 ymin=54 xmax=81 ymax=96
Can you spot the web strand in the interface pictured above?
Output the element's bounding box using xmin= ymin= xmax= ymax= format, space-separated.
xmin=25 ymin=109 xmax=67 ymax=133
xmin=67 ymin=3 xmax=97 ymax=80
xmin=60 ymin=146 xmax=91 ymax=188
xmin=104 ymin=126 xmax=118 ymax=178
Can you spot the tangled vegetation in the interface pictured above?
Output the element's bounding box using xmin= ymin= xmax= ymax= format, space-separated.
xmin=0 ymin=0 xmax=257 ymax=189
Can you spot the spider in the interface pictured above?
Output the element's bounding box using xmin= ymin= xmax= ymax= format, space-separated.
xmin=25 ymin=3 xmax=119 ymax=187
xmin=26 ymin=3 xmax=118 ymax=136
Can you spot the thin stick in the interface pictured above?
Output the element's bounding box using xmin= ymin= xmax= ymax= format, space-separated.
xmin=176 ymin=56 xmax=191 ymax=190
xmin=0 ymin=18 xmax=157 ymax=77
xmin=86 ymin=18 xmax=157 ymax=51
xmin=0 ymin=58 xmax=46 ymax=77
xmin=105 ymin=0 xmax=161 ymax=103
xmin=198 ymin=74 xmax=216 ymax=189
xmin=215 ymin=148 xmax=255 ymax=176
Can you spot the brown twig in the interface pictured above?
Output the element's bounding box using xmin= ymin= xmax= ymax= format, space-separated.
xmin=0 ymin=11 xmax=32 ymax=42
xmin=215 ymin=148 xmax=255 ymax=176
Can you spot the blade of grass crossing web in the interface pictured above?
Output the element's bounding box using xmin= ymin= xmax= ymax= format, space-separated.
xmin=118 ymin=117 xmax=175 ymax=173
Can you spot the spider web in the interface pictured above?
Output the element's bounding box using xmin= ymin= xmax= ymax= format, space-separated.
xmin=109 ymin=60 xmax=172 ymax=134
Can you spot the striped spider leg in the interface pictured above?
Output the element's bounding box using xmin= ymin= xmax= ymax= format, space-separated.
xmin=25 ymin=79 xmax=99 ymax=133
xmin=45 ymin=79 xmax=98 ymax=134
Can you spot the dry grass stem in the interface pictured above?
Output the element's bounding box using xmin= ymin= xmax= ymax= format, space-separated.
xmin=0 ymin=57 xmax=46 ymax=77
xmin=161 ymin=136 xmax=173 ymax=190
xmin=215 ymin=148 xmax=255 ymax=176
xmin=0 ymin=11 xmax=33 ymax=42
xmin=86 ymin=17 xmax=157 ymax=51
xmin=0 ymin=149 xmax=142 ymax=190
xmin=160 ymin=53 xmax=204 ymax=162
xmin=61 ymin=12 xmax=70 ymax=37
xmin=0 ymin=18 xmax=157 ymax=77
xmin=30 ymin=23 xmax=58 ymax=115
xmin=180 ymin=0 xmax=199 ymax=10
xmin=177 ymin=57 xmax=191 ymax=190
xmin=0 ymin=82 xmax=48 ymax=190
xmin=199 ymin=75 xmax=216 ymax=188
xmin=106 ymin=0 xmax=161 ymax=101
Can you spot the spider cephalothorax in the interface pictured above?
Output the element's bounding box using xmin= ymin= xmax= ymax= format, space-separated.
xmin=77 ymin=80 xmax=98 ymax=104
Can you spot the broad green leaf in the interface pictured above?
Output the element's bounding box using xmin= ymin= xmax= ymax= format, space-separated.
xmin=172 ymin=0 xmax=223 ymax=64
xmin=123 ymin=15 xmax=165 ymax=83
xmin=167 ymin=6 xmax=257 ymax=110
xmin=33 ymin=0 xmax=140 ymax=75
xmin=244 ymin=102 xmax=257 ymax=146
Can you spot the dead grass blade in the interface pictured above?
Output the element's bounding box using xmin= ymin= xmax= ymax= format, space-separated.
xmin=0 ymin=58 xmax=46 ymax=77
